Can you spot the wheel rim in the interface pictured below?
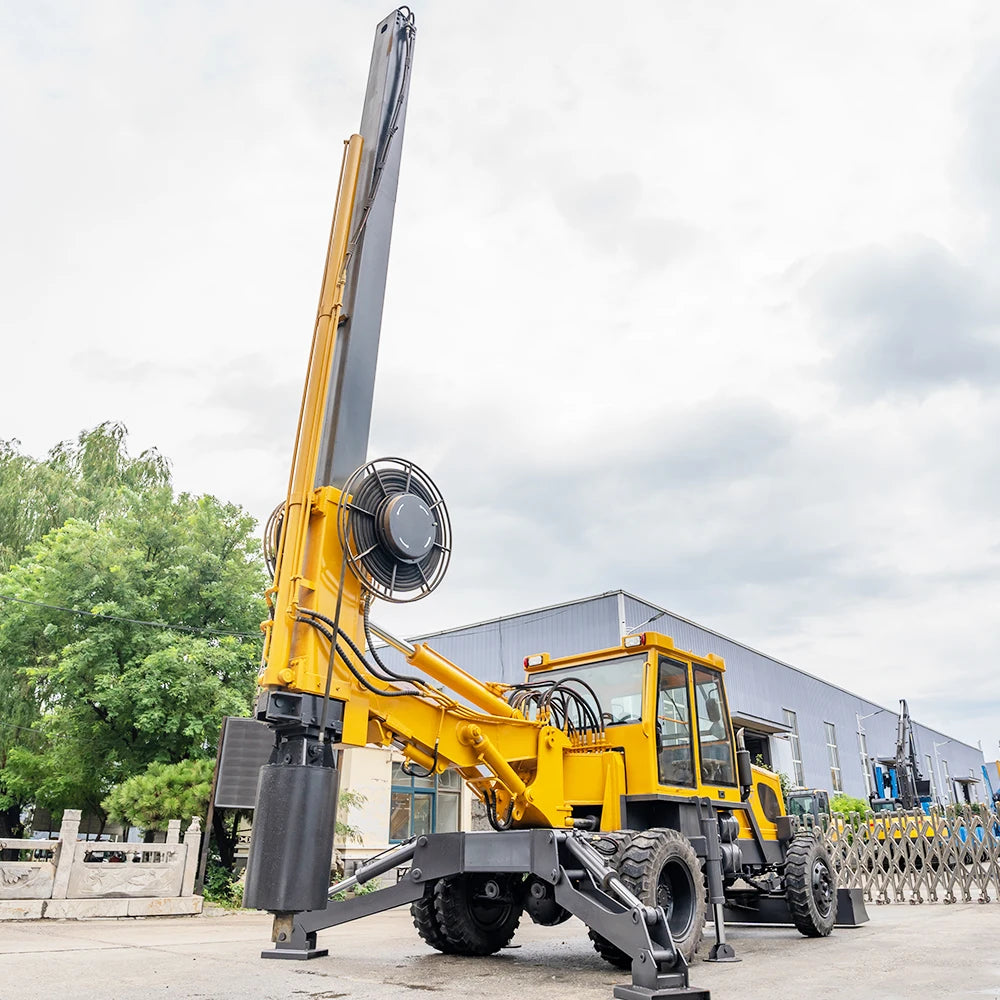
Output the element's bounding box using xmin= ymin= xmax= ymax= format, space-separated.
xmin=467 ymin=877 xmax=516 ymax=931
xmin=656 ymin=859 xmax=696 ymax=939
xmin=811 ymin=858 xmax=834 ymax=917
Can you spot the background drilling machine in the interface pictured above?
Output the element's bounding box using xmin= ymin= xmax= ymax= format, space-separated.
xmin=870 ymin=700 xmax=933 ymax=813
xmin=242 ymin=11 xmax=866 ymax=1000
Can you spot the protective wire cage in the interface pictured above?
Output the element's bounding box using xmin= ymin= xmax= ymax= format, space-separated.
xmin=336 ymin=457 xmax=451 ymax=603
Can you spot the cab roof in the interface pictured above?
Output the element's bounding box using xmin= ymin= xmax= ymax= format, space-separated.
xmin=523 ymin=631 xmax=726 ymax=674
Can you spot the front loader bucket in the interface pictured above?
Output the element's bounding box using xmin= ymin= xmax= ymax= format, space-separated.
xmin=833 ymin=887 xmax=869 ymax=926
xmin=721 ymin=887 xmax=869 ymax=927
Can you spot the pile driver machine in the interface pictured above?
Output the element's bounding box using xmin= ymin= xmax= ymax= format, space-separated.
xmin=243 ymin=11 xmax=862 ymax=999
xmin=870 ymin=700 xmax=933 ymax=813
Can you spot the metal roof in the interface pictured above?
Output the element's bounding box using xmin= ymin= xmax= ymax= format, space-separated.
xmin=398 ymin=588 xmax=979 ymax=756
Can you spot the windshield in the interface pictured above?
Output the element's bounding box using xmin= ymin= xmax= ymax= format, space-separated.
xmin=541 ymin=654 xmax=646 ymax=725
xmin=788 ymin=794 xmax=814 ymax=818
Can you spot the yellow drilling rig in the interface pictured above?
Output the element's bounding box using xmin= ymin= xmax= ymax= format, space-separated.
xmin=243 ymin=11 xmax=866 ymax=1000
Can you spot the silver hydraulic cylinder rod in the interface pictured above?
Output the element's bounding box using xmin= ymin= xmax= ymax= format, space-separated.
xmin=561 ymin=834 xmax=660 ymax=927
xmin=328 ymin=840 xmax=417 ymax=896
xmin=366 ymin=619 xmax=416 ymax=657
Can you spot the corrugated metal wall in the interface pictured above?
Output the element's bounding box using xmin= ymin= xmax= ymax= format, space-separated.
xmin=378 ymin=590 xmax=985 ymax=803
xmin=621 ymin=595 xmax=984 ymax=802
xmin=376 ymin=593 xmax=624 ymax=685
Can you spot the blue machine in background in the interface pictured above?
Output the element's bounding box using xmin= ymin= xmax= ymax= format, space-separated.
xmin=869 ymin=700 xmax=933 ymax=814
xmin=982 ymin=763 xmax=1000 ymax=806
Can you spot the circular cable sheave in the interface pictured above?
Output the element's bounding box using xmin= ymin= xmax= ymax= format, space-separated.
xmin=337 ymin=457 xmax=451 ymax=603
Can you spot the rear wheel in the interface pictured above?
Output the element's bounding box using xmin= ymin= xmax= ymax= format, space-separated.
xmin=785 ymin=833 xmax=837 ymax=937
xmin=411 ymin=883 xmax=456 ymax=953
xmin=431 ymin=873 xmax=522 ymax=955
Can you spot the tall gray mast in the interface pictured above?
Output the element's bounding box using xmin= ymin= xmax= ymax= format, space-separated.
xmin=314 ymin=7 xmax=415 ymax=489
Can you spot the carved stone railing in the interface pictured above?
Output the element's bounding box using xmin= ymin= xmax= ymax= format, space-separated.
xmin=0 ymin=809 xmax=203 ymax=920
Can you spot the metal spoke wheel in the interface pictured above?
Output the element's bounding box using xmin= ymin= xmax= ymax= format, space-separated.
xmin=784 ymin=832 xmax=837 ymax=937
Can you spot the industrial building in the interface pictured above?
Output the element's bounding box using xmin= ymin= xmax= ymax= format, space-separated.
xmin=338 ymin=590 xmax=985 ymax=864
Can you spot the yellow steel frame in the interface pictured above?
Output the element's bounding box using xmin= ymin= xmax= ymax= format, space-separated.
xmin=260 ymin=136 xmax=367 ymax=692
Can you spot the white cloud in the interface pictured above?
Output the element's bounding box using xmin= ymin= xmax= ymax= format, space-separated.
xmin=3 ymin=0 xmax=1000 ymax=751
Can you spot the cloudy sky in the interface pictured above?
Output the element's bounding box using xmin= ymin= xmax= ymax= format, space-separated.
xmin=4 ymin=1 xmax=1000 ymax=752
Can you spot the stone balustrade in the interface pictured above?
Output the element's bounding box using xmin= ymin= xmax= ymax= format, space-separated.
xmin=0 ymin=810 xmax=203 ymax=920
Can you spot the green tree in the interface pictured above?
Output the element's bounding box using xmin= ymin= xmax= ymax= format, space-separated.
xmin=0 ymin=485 xmax=265 ymax=831
xmin=0 ymin=422 xmax=169 ymax=574
xmin=103 ymin=758 xmax=214 ymax=833
xmin=830 ymin=793 xmax=869 ymax=816
xmin=0 ymin=423 xmax=172 ymax=839
xmin=753 ymin=754 xmax=792 ymax=803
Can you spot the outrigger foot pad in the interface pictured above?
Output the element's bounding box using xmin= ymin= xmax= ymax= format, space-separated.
xmin=705 ymin=941 xmax=740 ymax=963
xmin=613 ymin=986 xmax=711 ymax=999
xmin=261 ymin=946 xmax=328 ymax=960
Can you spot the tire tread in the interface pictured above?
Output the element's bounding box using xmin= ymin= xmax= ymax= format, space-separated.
xmin=784 ymin=832 xmax=837 ymax=938
xmin=432 ymin=874 xmax=521 ymax=956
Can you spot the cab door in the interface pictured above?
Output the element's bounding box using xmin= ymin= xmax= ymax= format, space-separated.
xmin=691 ymin=665 xmax=738 ymax=800
xmin=655 ymin=656 xmax=696 ymax=790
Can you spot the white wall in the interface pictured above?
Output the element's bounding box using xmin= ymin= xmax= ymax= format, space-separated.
xmin=336 ymin=747 xmax=473 ymax=862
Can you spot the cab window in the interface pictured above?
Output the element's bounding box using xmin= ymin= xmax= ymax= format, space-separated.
xmin=694 ymin=666 xmax=735 ymax=786
xmin=657 ymin=657 xmax=694 ymax=787
xmin=542 ymin=654 xmax=646 ymax=726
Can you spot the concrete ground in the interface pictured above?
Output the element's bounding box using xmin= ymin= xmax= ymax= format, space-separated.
xmin=3 ymin=902 xmax=999 ymax=1000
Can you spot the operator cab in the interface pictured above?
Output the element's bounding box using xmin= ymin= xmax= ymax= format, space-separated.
xmin=786 ymin=788 xmax=831 ymax=823
xmin=523 ymin=632 xmax=738 ymax=796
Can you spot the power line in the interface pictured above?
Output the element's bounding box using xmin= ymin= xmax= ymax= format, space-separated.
xmin=0 ymin=722 xmax=48 ymax=737
xmin=0 ymin=594 xmax=260 ymax=640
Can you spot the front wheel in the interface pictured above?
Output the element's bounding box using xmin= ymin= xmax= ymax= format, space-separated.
xmin=784 ymin=833 xmax=837 ymax=937
xmin=586 ymin=831 xmax=639 ymax=968
xmin=591 ymin=828 xmax=706 ymax=965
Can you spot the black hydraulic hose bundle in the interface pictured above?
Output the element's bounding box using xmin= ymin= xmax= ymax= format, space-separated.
xmin=299 ymin=606 xmax=428 ymax=692
xmin=296 ymin=613 xmax=413 ymax=698
xmin=505 ymin=676 xmax=606 ymax=738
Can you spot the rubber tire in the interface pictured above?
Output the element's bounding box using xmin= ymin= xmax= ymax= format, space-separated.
xmin=784 ymin=832 xmax=837 ymax=937
xmin=617 ymin=829 xmax=706 ymax=963
xmin=411 ymin=882 xmax=457 ymax=953
xmin=586 ymin=831 xmax=638 ymax=969
xmin=432 ymin=873 xmax=522 ymax=956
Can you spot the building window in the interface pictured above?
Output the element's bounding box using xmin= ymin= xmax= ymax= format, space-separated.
xmin=783 ymin=709 xmax=805 ymax=787
xmin=857 ymin=728 xmax=873 ymax=797
xmin=925 ymin=755 xmax=937 ymax=799
xmin=824 ymin=722 xmax=843 ymax=793
xmin=389 ymin=763 xmax=462 ymax=842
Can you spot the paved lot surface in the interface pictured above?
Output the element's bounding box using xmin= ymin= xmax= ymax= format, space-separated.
xmin=3 ymin=902 xmax=1000 ymax=1000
